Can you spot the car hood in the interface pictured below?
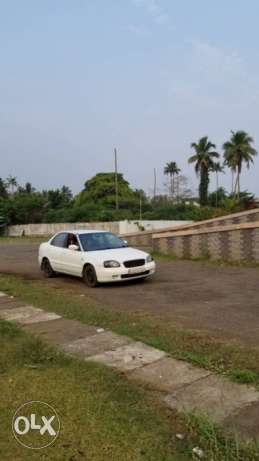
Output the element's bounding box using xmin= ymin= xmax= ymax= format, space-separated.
xmin=83 ymin=247 xmax=149 ymax=263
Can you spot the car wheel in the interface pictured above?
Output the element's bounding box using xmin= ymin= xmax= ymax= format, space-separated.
xmin=83 ymin=264 xmax=98 ymax=287
xmin=41 ymin=258 xmax=56 ymax=278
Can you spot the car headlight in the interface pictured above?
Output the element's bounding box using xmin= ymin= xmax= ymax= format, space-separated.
xmin=146 ymin=254 xmax=153 ymax=263
xmin=103 ymin=260 xmax=121 ymax=268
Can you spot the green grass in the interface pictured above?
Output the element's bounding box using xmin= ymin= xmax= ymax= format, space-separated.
xmin=1 ymin=320 xmax=259 ymax=461
xmin=185 ymin=413 xmax=259 ymax=461
xmin=0 ymin=236 xmax=48 ymax=244
xmin=1 ymin=273 xmax=259 ymax=391
xmin=0 ymin=319 xmax=192 ymax=461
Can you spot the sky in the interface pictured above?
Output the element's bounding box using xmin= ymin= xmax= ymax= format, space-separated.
xmin=1 ymin=0 xmax=259 ymax=197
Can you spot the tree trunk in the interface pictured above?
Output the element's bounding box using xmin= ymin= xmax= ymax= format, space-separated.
xmin=199 ymin=166 xmax=209 ymax=206
xmin=176 ymin=175 xmax=180 ymax=203
xmin=216 ymin=172 xmax=219 ymax=208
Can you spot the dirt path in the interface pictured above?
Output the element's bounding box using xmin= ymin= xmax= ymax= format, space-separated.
xmin=1 ymin=241 xmax=259 ymax=348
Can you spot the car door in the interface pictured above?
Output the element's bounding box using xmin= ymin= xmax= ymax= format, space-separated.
xmin=48 ymin=232 xmax=69 ymax=272
xmin=59 ymin=233 xmax=84 ymax=276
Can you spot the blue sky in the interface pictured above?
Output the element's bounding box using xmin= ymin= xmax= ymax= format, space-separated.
xmin=1 ymin=0 xmax=259 ymax=196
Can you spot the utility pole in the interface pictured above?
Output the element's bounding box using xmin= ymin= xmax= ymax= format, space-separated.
xmin=114 ymin=148 xmax=119 ymax=210
xmin=153 ymin=168 xmax=157 ymax=199
xmin=139 ymin=196 xmax=142 ymax=220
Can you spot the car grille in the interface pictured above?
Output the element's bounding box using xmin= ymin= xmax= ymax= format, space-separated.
xmin=121 ymin=270 xmax=149 ymax=279
xmin=123 ymin=259 xmax=145 ymax=268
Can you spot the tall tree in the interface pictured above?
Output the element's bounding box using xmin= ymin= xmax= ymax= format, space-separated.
xmin=0 ymin=178 xmax=8 ymax=198
xmin=188 ymin=137 xmax=219 ymax=206
xmin=212 ymin=162 xmax=224 ymax=207
xmin=164 ymin=161 xmax=181 ymax=199
xmin=6 ymin=175 xmax=18 ymax=195
xmin=223 ymin=130 xmax=257 ymax=200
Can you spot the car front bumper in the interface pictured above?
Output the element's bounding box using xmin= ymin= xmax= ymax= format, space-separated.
xmin=96 ymin=261 xmax=156 ymax=283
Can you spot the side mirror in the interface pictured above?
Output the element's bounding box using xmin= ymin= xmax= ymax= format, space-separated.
xmin=68 ymin=244 xmax=79 ymax=251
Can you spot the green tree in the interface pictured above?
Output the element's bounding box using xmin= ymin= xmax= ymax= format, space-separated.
xmin=164 ymin=162 xmax=181 ymax=199
xmin=0 ymin=178 xmax=8 ymax=198
xmin=6 ymin=175 xmax=18 ymax=195
xmin=212 ymin=162 xmax=224 ymax=207
xmin=223 ymin=130 xmax=257 ymax=200
xmin=77 ymin=173 xmax=139 ymax=209
xmin=188 ymin=137 xmax=219 ymax=206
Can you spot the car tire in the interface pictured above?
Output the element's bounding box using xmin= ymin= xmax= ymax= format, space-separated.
xmin=41 ymin=258 xmax=56 ymax=278
xmin=83 ymin=264 xmax=98 ymax=287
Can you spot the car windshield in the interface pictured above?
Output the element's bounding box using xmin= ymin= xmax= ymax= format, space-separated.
xmin=79 ymin=232 xmax=125 ymax=251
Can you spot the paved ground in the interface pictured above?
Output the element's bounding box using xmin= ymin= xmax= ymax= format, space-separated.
xmin=1 ymin=242 xmax=259 ymax=348
xmin=0 ymin=291 xmax=259 ymax=440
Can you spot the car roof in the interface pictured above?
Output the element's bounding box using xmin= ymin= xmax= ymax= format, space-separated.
xmin=56 ymin=230 xmax=109 ymax=235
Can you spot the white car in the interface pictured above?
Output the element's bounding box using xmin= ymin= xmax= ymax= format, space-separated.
xmin=38 ymin=230 xmax=156 ymax=287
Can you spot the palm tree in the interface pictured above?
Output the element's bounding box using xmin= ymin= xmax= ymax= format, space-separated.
xmin=188 ymin=136 xmax=219 ymax=206
xmin=164 ymin=161 xmax=181 ymax=199
xmin=212 ymin=162 xmax=224 ymax=207
xmin=223 ymin=131 xmax=257 ymax=200
xmin=6 ymin=175 xmax=18 ymax=195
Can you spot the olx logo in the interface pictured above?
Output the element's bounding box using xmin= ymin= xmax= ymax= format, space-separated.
xmin=12 ymin=401 xmax=60 ymax=449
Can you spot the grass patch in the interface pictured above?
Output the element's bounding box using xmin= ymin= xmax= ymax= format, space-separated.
xmin=1 ymin=320 xmax=259 ymax=460
xmin=1 ymin=320 xmax=259 ymax=461
xmin=185 ymin=413 xmax=259 ymax=461
xmin=0 ymin=236 xmax=48 ymax=244
xmin=1 ymin=274 xmax=259 ymax=391
xmin=0 ymin=319 xmax=190 ymax=461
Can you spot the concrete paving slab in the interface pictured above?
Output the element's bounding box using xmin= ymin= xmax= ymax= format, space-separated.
xmin=87 ymin=341 xmax=166 ymax=371
xmin=223 ymin=401 xmax=259 ymax=440
xmin=164 ymin=374 xmax=259 ymax=423
xmin=23 ymin=318 xmax=99 ymax=345
xmin=0 ymin=298 xmax=28 ymax=309
xmin=128 ymin=357 xmax=211 ymax=392
xmin=0 ymin=305 xmax=61 ymax=325
xmin=61 ymin=331 xmax=132 ymax=358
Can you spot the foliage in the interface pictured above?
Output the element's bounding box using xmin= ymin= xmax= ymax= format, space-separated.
xmin=76 ymin=172 xmax=144 ymax=208
xmin=223 ymin=130 xmax=257 ymax=199
xmin=188 ymin=136 xmax=219 ymax=206
xmin=164 ymin=161 xmax=181 ymax=198
xmin=208 ymin=188 xmax=228 ymax=208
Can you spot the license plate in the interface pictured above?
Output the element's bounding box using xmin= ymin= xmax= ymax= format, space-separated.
xmin=128 ymin=267 xmax=144 ymax=274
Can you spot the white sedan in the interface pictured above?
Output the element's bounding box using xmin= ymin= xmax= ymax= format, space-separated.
xmin=38 ymin=230 xmax=156 ymax=287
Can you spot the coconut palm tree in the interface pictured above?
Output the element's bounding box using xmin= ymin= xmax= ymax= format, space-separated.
xmin=223 ymin=131 xmax=257 ymax=200
xmin=6 ymin=175 xmax=18 ymax=195
xmin=188 ymin=137 xmax=219 ymax=206
xmin=212 ymin=162 xmax=224 ymax=207
xmin=164 ymin=161 xmax=181 ymax=199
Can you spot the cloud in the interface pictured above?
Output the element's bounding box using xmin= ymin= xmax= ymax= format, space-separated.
xmin=132 ymin=0 xmax=169 ymax=25
xmin=166 ymin=39 xmax=259 ymax=115
xmin=191 ymin=40 xmax=244 ymax=78
xmin=125 ymin=24 xmax=150 ymax=37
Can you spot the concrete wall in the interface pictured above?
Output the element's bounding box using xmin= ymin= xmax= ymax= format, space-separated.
xmin=119 ymin=220 xmax=193 ymax=234
xmin=7 ymin=222 xmax=120 ymax=237
xmin=153 ymin=222 xmax=259 ymax=263
xmin=6 ymin=220 xmax=190 ymax=237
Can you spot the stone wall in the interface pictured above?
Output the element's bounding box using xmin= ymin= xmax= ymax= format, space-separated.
xmin=122 ymin=208 xmax=259 ymax=250
xmin=153 ymin=222 xmax=259 ymax=263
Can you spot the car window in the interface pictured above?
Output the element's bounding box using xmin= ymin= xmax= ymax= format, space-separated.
xmin=66 ymin=233 xmax=80 ymax=250
xmin=51 ymin=233 xmax=68 ymax=248
xmin=79 ymin=232 xmax=125 ymax=251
